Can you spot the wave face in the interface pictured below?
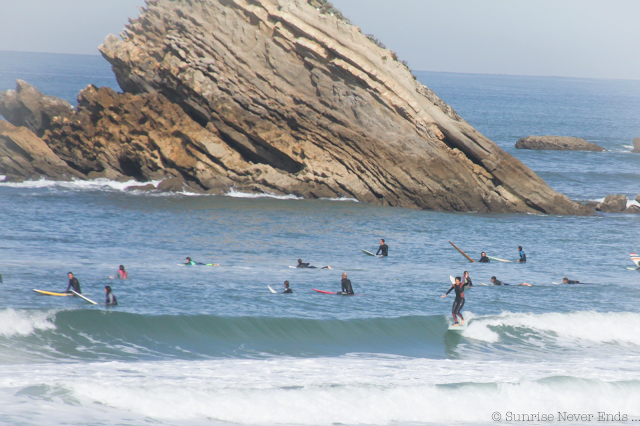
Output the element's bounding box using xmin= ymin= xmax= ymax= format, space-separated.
xmin=3 ymin=309 xmax=640 ymax=363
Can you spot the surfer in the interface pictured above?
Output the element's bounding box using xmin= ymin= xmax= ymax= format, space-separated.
xmin=441 ymin=276 xmax=465 ymax=326
xmin=296 ymin=259 xmax=331 ymax=269
xmin=462 ymin=271 xmax=473 ymax=287
xmin=562 ymin=277 xmax=580 ymax=284
xmin=376 ymin=239 xmax=389 ymax=256
xmin=478 ymin=252 xmax=490 ymax=263
xmin=340 ymin=273 xmax=354 ymax=295
xmin=105 ymin=286 xmax=118 ymax=306
xmin=109 ymin=265 xmax=127 ymax=279
xmin=66 ymin=272 xmax=82 ymax=294
xmin=184 ymin=257 xmax=219 ymax=266
xmin=490 ymin=276 xmax=532 ymax=286
xmin=283 ymin=280 xmax=293 ymax=293
xmin=516 ymin=246 xmax=527 ymax=263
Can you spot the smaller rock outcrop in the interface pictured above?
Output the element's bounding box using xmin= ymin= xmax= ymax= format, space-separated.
xmin=595 ymin=194 xmax=627 ymax=213
xmin=0 ymin=121 xmax=84 ymax=182
xmin=632 ymin=137 xmax=640 ymax=153
xmin=636 ymin=194 xmax=640 ymax=204
xmin=515 ymin=136 xmax=605 ymax=152
xmin=0 ymin=80 xmax=74 ymax=137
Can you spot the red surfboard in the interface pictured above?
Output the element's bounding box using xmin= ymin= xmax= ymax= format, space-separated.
xmin=312 ymin=289 xmax=339 ymax=294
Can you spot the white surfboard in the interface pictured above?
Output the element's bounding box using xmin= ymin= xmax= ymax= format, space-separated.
xmin=70 ymin=290 xmax=98 ymax=305
xmin=449 ymin=275 xmax=456 ymax=284
xmin=268 ymin=285 xmax=277 ymax=294
xmin=487 ymin=255 xmax=513 ymax=263
xmin=362 ymin=249 xmax=376 ymax=256
xmin=479 ymin=282 xmax=490 ymax=286
xmin=448 ymin=322 xmax=468 ymax=331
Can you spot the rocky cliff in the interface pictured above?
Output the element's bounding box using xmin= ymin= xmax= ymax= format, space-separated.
xmin=94 ymin=0 xmax=587 ymax=214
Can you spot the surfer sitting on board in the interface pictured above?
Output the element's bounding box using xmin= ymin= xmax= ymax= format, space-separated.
xmin=105 ymin=286 xmax=118 ymax=306
xmin=283 ymin=280 xmax=293 ymax=293
xmin=463 ymin=271 xmax=473 ymax=287
xmin=490 ymin=276 xmax=532 ymax=286
xmin=441 ymin=276 xmax=465 ymax=326
xmin=376 ymin=239 xmax=389 ymax=257
xmin=66 ymin=272 xmax=82 ymax=294
xmin=516 ymin=246 xmax=527 ymax=263
xmin=297 ymin=259 xmax=331 ymax=269
xmin=562 ymin=277 xmax=580 ymax=284
xmin=110 ymin=265 xmax=127 ymax=279
xmin=340 ymin=273 xmax=354 ymax=295
xmin=478 ymin=252 xmax=490 ymax=263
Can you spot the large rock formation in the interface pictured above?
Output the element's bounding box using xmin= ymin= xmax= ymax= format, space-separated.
xmin=0 ymin=80 xmax=74 ymax=137
xmin=0 ymin=121 xmax=84 ymax=182
xmin=596 ymin=194 xmax=627 ymax=213
xmin=632 ymin=137 xmax=640 ymax=153
xmin=95 ymin=0 xmax=588 ymax=214
xmin=515 ymin=136 xmax=605 ymax=152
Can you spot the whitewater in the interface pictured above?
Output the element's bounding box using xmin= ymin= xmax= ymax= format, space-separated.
xmin=1 ymin=51 xmax=640 ymax=425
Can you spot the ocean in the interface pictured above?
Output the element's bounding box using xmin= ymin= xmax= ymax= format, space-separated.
xmin=1 ymin=50 xmax=639 ymax=425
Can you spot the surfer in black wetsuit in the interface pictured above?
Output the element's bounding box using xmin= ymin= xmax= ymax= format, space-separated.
xmin=296 ymin=259 xmax=331 ymax=269
xmin=479 ymin=252 xmax=490 ymax=263
xmin=562 ymin=277 xmax=580 ymax=284
xmin=376 ymin=239 xmax=389 ymax=256
xmin=516 ymin=246 xmax=526 ymax=263
xmin=490 ymin=276 xmax=532 ymax=286
xmin=105 ymin=286 xmax=118 ymax=306
xmin=66 ymin=272 xmax=82 ymax=294
xmin=441 ymin=276 xmax=465 ymax=326
xmin=283 ymin=280 xmax=293 ymax=293
xmin=340 ymin=273 xmax=354 ymax=295
xmin=463 ymin=271 xmax=473 ymax=288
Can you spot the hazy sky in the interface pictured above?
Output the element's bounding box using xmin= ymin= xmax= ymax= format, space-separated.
xmin=0 ymin=0 xmax=638 ymax=80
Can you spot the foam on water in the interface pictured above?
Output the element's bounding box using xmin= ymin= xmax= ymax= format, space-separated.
xmin=225 ymin=188 xmax=302 ymax=200
xmin=0 ymin=308 xmax=56 ymax=337
xmin=0 ymin=177 xmax=162 ymax=192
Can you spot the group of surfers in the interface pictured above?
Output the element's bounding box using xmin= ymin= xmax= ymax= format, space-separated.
xmin=63 ymin=267 xmax=124 ymax=305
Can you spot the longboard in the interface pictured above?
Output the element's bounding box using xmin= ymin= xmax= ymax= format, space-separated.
xmin=70 ymin=290 xmax=98 ymax=305
xmin=627 ymin=267 xmax=640 ymax=271
xmin=448 ymin=322 xmax=468 ymax=331
xmin=33 ymin=289 xmax=72 ymax=297
xmin=487 ymin=256 xmax=513 ymax=263
xmin=449 ymin=241 xmax=474 ymax=262
xmin=268 ymin=285 xmax=278 ymax=294
xmin=313 ymin=289 xmax=340 ymax=294
xmin=312 ymin=289 xmax=371 ymax=297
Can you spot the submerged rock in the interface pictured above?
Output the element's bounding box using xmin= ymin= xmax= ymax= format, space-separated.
xmin=515 ymin=136 xmax=605 ymax=152
xmin=0 ymin=80 xmax=74 ymax=137
xmin=95 ymin=0 xmax=587 ymax=215
xmin=0 ymin=121 xmax=84 ymax=182
xmin=633 ymin=137 xmax=640 ymax=153
xmin=595 ymin=195 xmax=627 ymax=213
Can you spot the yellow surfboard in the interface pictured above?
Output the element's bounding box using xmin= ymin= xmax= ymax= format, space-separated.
xmin=33 ymin=289 xmax=72 ymax=296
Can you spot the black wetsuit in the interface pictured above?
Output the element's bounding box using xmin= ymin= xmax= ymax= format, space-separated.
xmin=341 ymin=278 xmax=354 ymax=295
xmin=446 ymin=284 xmax=465 ymax=322
xmin=376 ymin=244 xmax=389 ymax=256
xmin=66 ymin=278 xmax=81 ymax=294
xmin=564 ymin=280 xmax=580 ymax=284
xmin=0 ymin=273 xmax=3 ymax=283
xmin=492 ymin=279 xmax=510 ymax=286
xmin=297 ymin=262 xmax=316 ymax=269
xmin=283 ymin=287 xmax=293 ymax=294
xmin=106 ymin=292 xmax=118 ymax=306
xmin=463 ymin=277 xmax=473 ymax=287
xmin=479 ymin=256 xmax=490 ymax=263
xmin=519 ymin=251 xmax=527 ymax=262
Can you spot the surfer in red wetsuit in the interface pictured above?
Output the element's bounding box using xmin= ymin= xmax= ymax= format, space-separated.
xmin=442 ymin=276 xmax=465 ymax=326
xmin=110 ymin=265 xmax=127 ymax=279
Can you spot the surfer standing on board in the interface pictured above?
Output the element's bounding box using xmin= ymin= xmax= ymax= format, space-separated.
xmin=478 ymin=252 xmax=490 ymax=263
xmin=516 ymin=246 xmax=527 ymax=263
xmin=376 ymin=239 xmax=389 ymax=256
xmin=340 ymin=273 xmax=354 ymax=295
xmin=66 ymin=272 xmax=82 ymax=294
xmin=441 ymin=276 xmax=465 ymax=326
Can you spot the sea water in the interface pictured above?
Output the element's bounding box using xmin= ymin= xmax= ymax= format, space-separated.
xmin=1 ymin=51 xmax=639 ymax=425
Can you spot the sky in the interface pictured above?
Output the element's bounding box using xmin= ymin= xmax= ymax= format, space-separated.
xmin=0 ymin=0 xmax=639 ymax=80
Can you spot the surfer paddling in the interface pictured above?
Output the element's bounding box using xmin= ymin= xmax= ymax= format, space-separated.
xmin=562 ymin=277 xmax=581 ymax=284
xmin=340 ymin=273 xmax=354 ymax=295
xmin=478 ymin=252 xmax=490 ymax=263
xmin=441 ymin=276 xmax=465 ymax=326
xmin=491 ymin=276 xmax=532 ymax=286
xmin=109 ymin=265 xmax=127 ymax=279
xmin=296 ymin=259 xmax=331 ymax=269
xmin=184 ymin=257 xmax=219 ymax=266
xmin=376 ymin=239 xmax=389 ymax=257
xmin=66 ymin=272 xmax=82 ymax=294
xmin=105 ymin=286 xmax=118 ymax=306
xmin=516 ymin=246 xmax=527 ymax=263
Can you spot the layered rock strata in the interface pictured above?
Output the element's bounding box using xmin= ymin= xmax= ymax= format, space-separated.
xmin=95 ymin=0 xmax=588 ymax=214
xmin=515 ymin=136 xmax=605 ymax=152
